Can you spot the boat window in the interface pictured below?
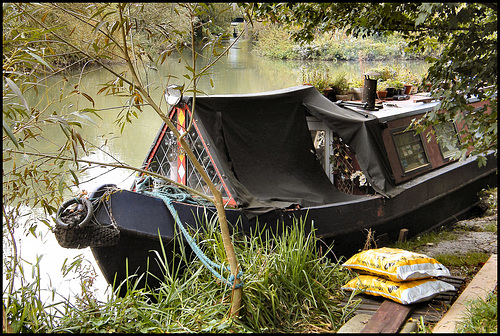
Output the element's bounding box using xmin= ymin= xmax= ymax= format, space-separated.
xmin=184 ymin=124 xmax=229 ymax=198
xmin=145 ymin=112 xmax=228 ymax=198
xmin=147 ymin=129 xmax=178 ymax=179
xmin=392 ymin=129 xmax=430 ymax=174
xmin=434 ymin=122 xmax=460 ymax=161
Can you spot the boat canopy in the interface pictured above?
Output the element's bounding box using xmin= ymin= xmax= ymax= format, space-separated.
xmin=191 ymin=85 xmax=403 ymax=217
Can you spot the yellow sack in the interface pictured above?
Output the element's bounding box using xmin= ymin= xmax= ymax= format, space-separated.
xmin=342 ymin=247 xmax=450 ymax=281
xmin=342 ymin=274 xmax=455 ymax=305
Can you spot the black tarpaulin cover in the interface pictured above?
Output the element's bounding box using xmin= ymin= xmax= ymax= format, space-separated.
xmin=191 ymin=85 xmax=402 ymax=217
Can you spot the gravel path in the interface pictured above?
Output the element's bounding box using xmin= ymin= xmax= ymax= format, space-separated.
xmin=415 ymin=213 xmax=497 ymax=257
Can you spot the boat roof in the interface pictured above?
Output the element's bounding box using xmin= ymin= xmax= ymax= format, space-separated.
xmin=372 ymin=101 xmax=440 ymax=122
xmin=189 ymin=85 xmax=407 ymax=216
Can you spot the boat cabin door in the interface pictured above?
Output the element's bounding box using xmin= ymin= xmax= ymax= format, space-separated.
xmin=307 ymin=117 xmax=334 ymax=183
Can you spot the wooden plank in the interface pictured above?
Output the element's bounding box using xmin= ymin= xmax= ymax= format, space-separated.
xmin=360 ymin=300 xmax=414 ymax=333
xmin=398 ymin=228 xmax=409 ymax=242
xmin=413 ymin=98 xmax=435 ymax=103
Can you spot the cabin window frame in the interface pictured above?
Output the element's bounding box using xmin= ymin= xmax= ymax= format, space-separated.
xmin=433 ymin=121 xmax=461 ymax=162
xmin=391 ymin=126 xmax=431 ymax=176
xmin=307 ymin=117 xmax=334 ymax=183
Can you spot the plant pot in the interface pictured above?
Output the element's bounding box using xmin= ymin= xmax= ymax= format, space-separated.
xmin=336 ymin=94 xmax=352 ymax=101
xmin=385 ymin=87 xmax=395 ymax=97
xmin=404 ymin=84 xmax=412 ymax=95
xmin=351 ymin=87 xmax=364 ymax=100
xmin=377 ymin=90 xmax=387 ymax=99
xmin=323 ymin=88 xmax=336 ymax=101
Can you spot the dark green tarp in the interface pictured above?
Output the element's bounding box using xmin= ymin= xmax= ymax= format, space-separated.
xmin=191 ymin=85 xmax=402 ymax=217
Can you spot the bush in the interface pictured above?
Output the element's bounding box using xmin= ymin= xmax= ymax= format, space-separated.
xmin=254 ymin=28 xmax=438 ymax=61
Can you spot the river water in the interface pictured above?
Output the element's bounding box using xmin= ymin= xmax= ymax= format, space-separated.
xmin=8 ymin=37 xmax=430 ymax=304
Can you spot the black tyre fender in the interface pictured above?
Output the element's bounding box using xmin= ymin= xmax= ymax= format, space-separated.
xmin=56 ymin=197 xmax=93 ymax=228
xmin=88 ymin=184 xmax=117 ymax=200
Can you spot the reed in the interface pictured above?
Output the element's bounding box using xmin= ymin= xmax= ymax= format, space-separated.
xmin=455 ymin=291 xmax=497 ymax=333
xmin=30 ymin=215 xmax=353 ymax=333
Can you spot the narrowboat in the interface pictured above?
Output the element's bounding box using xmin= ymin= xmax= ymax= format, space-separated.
xmin=54 ymin=84 xmax=497 ymax=294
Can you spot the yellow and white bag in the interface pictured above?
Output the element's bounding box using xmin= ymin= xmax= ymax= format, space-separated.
xmin=342 ymin=274 xmax=455 ymax=305
xmin=342 ymin=247 xmax=450 ymax=282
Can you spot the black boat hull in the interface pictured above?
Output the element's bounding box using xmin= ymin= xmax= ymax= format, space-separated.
xmin=91 ymin=154 xmax=497 ymax=294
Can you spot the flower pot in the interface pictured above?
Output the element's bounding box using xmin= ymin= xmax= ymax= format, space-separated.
xmin=377 ymin=90 xmax=387 ymax=99
xmin=404 ymin=84 xmax=412 ymax=95
xmin=323 ymin=88 xmax=336 ymax=101
xmin=385 ymin=87 xmax=395 ymax=97
xmin=352 ymin=87 xmax=364 ymax=100
xmin=336 ymin=94 xmax=352 ymax=101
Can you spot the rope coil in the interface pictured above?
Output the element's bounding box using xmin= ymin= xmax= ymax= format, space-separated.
xmin=136 ymin=176 xmax=243 ymax=289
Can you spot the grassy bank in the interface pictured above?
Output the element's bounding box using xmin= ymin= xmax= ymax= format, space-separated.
xmin=4 ymin=217 xmax=355 ymax=333
xmin=252 ymin=25 xmax=440 ymax=61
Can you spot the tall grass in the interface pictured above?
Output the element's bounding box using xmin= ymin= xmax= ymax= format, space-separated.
xmin=455 ymin=291 xmax=497 ymax=333
xmin=4 ymin=214 xmax=353 ymax=333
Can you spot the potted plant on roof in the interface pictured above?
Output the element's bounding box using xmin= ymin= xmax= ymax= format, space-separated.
xmin=383 ymin=78 xmax=404 ymax=97
xmin=398 ymin=68 xmax=420 ymax=94
xmin=329 ymin=72 xmax=351 ymax=101
xmin=350 ymin=76 xmax=365 ymax=100
xmin=303 ymin=70 xmax=333 ymax=97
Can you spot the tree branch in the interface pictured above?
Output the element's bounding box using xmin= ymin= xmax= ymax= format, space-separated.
xmin=5 ymin=149 xmax=214 ymax=204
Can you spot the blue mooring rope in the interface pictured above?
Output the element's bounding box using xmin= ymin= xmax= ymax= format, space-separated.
xmin=136 ymin=176 xmax=243 ymax=289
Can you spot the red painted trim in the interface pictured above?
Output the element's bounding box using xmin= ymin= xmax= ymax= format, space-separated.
xmin=143 ymin=123 xmax=169 ymax=172
xmin=177 ymin=107 xmax=187 ymax=185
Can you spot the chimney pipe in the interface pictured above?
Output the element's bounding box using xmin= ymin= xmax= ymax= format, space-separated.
xmin=362 ymin=72 xmax=379 ymax=111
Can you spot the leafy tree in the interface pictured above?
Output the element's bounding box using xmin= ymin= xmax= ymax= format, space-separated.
xmin=3 ymin=3 xmax=251 ymax=327
xmin=196 ymin=3 xmax=239 ymax=36
xmin=251 ymin=2 xmax=497 ymax=164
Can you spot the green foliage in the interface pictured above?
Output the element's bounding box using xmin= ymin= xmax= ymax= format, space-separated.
xmin=253 ymin=3 xmax=497 ymax=164
xmin=254 ymin=26 xmax=429 ymax=61
xmin=252 ymin=24 xmax=298 ymax=59
xmin=196 ymin=3 xmax=241 ymax=36
xmin=329 ymin=72 xmax=350 ymax=95
xmin=382 ymin=78 xmax=404 ymax=90
xmin=237 ymin=220 xmax=351 ymax=332
xmin=3 ymin=2 xmax=256 ymax=332
xmin=302 ymin=70 xmax=332 ymax=92
xmin=456 ymin=291 xmax=497 ymax=333
xmin=6 ymin=217 xmax=353 ymax=333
